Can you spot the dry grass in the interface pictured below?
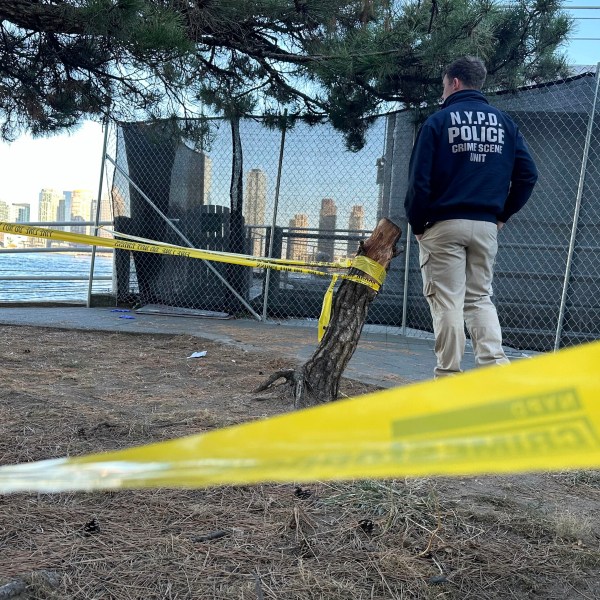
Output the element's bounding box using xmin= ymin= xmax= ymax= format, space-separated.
xmin=1 ymin=325 xmax=599 ymax=599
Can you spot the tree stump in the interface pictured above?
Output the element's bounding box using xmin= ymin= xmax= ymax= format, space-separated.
xmin=256 ymin=218 xmax=402 ymax=408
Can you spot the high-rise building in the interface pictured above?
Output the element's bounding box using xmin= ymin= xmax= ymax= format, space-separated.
xmin=56 ymin=197 xmax=67 ymax=231
xmin=287 ymin=213 xmax=309 ymax=262
xmin=317 ymin=197 xmax=337 ymax=262
xmin=71 ymin=215 xmax=86 ymax=236
xmin=244 ymin=168 xmax=267 ymax=256
xmin=0 ymin=200 xmax=8 ymax=247
xmin=0 ymin=200 xmax=9 ymax=221
xmin=63 ymin=191 xmax=72 ymax=223
xmin=11 ymin=203 xmax=30 ymax=223
xmin=347 ymin=204 xmax=365 ymax=257
xmin=97 ymin=193 xmax=114 ymax=239
xmin=38 ymin=189 xmax=62 ymax=222
xmin=69 ymin=189 xmax=94 ymax=234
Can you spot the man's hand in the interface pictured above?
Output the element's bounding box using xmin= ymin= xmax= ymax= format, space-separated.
xmin=497 ymin=221 xmax=505 ymax=231
xmin=415 ymin=234 xmax=423 ymax=241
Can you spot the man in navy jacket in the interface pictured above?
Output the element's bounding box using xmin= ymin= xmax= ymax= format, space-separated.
xmin=404 ymin=56 xmax=538 ymax=378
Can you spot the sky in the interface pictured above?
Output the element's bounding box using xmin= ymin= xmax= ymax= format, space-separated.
xmin=0 ymin=121 xmax=104 ymax=220
xmin=0 ymin=1 xmax=598 ymax=223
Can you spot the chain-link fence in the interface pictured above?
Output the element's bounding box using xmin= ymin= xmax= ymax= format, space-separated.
xmin=103 ymin=66 xmax=600 ymax=352
xmin=105 ymin=115 xmax=387 ymax=320
xmin=395 ymin=67 xmax=600 ymax=352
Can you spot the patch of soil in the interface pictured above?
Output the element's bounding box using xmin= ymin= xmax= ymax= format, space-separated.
xmin=1 ymin=325 xmax=599 ymax=599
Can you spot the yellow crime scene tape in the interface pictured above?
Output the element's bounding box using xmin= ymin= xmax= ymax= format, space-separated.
xmin=0 ymin=221 xmax=385 ymax=341
xmin=101 ymin=226 xmax=354 ymax=270
xmin=0 ymin=221 xmax=344 ymax=276
xmin=94 ymin=227 xmax=386 ymax=340
xmin=0 ymin=340 xmax=599 ymax=494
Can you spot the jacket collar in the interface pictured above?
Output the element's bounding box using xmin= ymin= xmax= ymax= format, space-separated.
xmin=442 ymin=89 xmax=489 ymax=109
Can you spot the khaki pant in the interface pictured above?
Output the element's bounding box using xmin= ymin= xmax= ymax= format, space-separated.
xmin=418 ymin=219 xmax=509 ymax=378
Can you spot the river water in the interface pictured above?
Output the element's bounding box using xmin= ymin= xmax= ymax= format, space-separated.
xmin=0 ymin=252 xmax=114 ymax=303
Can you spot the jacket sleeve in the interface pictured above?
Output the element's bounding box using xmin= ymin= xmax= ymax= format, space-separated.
xmin=497 ymin=129 xmax=538 ymax=223
xmin=404 ymin=122 xmax=436 ymax=235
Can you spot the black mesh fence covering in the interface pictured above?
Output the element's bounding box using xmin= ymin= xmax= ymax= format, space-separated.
xmin=111 ymin=121 xmax=251 ymax=312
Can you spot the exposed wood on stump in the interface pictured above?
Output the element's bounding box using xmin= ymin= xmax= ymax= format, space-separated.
xmin=256 ymin=218 xmax=402 ymax=408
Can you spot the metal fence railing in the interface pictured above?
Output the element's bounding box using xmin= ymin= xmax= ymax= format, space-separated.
xmin=3 ymin=66 xmax=600 ymax=353
xmin=0 ymin=220 xmax=114 ymax=304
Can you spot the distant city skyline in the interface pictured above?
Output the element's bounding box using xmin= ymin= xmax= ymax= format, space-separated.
xmin=0 ymin=187 xmax=113 ymax=248
xmin=0 ymin=121 xmax=103 ymax=221
xmin=0 ymin=125 xmax=382 ymax=243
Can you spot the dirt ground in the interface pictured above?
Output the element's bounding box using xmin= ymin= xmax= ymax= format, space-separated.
xmin=1 ymin=324 xmax=599 ymax=599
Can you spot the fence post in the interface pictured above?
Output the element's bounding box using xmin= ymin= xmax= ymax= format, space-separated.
xmin=554 ymin=64 xmax=600 ymax=351
xmin=401 ymin=224 xmax=412 ymax=335
xmin=262 ymin=111 xmax=288 ymax=322
xmin=401 ymin=122 xmax=418 ymax=335
xmin=87 ymin=117 xmax=110 ymax=308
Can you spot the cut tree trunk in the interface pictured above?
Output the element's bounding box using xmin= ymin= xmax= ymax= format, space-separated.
xmin=256 ymin=218 xmax=402 ymax=408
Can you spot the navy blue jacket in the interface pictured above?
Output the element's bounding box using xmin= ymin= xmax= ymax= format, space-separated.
xmin=404 ymin=90 xmax=538 ymax=235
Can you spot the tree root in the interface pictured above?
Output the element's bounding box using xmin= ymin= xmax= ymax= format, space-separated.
xmin=258 ymin=218 xmax=401 ymax=410
xmin=252 ymin=369 xmax=297 ymax=392
xmin=253 ymin=368 xmax=309 ymax=409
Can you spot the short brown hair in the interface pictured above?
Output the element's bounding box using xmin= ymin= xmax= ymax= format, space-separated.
xmin=444 ymin=56 xmax=487 ymax=89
